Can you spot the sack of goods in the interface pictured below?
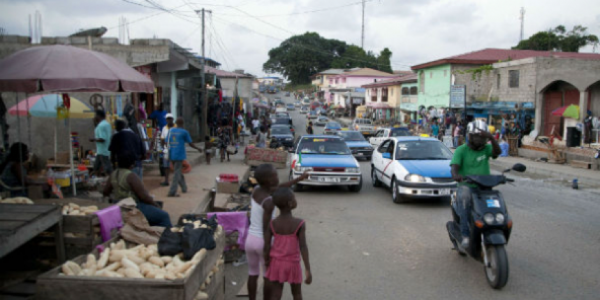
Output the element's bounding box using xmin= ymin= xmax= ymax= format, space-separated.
xmin=226 ymin=145 xmax=237 ymax=154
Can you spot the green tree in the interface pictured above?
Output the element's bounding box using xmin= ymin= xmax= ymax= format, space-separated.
xmin=263 ymin=32 xmax=346 ymax=84
xmin=264 ymin=32 xmax=394 ymax=84
xmin=513 ymin=25 xmax=598 ymax=52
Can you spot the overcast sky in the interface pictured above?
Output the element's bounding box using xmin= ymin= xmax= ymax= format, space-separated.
xmin=1 ymin=0 xmax=599 ymax=78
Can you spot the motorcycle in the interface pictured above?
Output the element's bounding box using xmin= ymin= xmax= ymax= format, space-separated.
xmin=446 ymin=163 xmax=526 ymax=289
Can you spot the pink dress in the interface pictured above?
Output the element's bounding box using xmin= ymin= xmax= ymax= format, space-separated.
xmin=265 ymin=220 xmax=305 ymax=284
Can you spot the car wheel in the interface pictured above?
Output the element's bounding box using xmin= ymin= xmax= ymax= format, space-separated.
xmin=348 ymin=176 xmax=362 ymax=193
xmin=289 ymin=171 xmax=303 ymax=192
xmin=366 ymin=156 xmax=371 ymax=161
xmin=391 ymin=178 xmax=407 ymax=204
xmin=371 ymin=167 xmax=382 ymax=187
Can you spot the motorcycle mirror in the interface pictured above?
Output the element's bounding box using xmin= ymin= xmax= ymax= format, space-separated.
xmin=503 ymin=168 xmax=511 ymax=173
xmin=512 ymin=163 xmax=527 ymax=173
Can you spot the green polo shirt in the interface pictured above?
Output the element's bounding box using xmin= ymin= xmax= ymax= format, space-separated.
xmin=450 ymin=144 xmax=494 ymax=186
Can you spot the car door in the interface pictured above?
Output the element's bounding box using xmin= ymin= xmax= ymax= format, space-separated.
xmin=374 ymin=140 xmax=392 ymax=185
xmin=370 ymin=130 xmax=383 ymax=147
xmin=382 ymin=140 xmax=396 ymax=186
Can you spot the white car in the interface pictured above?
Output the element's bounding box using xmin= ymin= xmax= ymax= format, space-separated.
xmin=371 ymin=137 xmax=456 ymax=203
xmin=290 ymin=135 xmax=362 ymax=192
xmin=370 ymin=127 xmax=412 ymax=148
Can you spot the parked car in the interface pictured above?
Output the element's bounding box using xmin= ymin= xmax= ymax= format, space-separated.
xmin=369 ymin=126 xmax=411 ymax=148
xmin=289 ymin=135 xmax=362 ymax=192
xmin=270 ymin=125 xmax=295 ymax=148
xmin=300 ymin=105 xmax=309 ymax=114
xmin=336 ymin=131 xmax=374 ymax=160
xmin=286 ymin=103 xmax=295 ymax=111
xmin=307 ymin=110 xmax=318 ymax=120
xmin=352 ymin=118 xmax=376 ymax=137
xmin=324 ymin=121 xmax=342 ymax=135
xmin=315 ymin=116 xmax=328 ymax=126
xmin=371 ymin=137 xmax=456 ymax=203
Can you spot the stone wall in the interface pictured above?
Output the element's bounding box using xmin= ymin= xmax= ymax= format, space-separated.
xmin=451 ymin=64 xmax=497 ymax=104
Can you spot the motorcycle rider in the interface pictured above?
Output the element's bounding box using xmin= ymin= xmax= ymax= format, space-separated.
xmin=450 ymin=120 xmax=501 ymax=249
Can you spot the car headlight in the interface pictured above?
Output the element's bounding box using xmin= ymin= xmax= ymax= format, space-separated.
xmin=495 ymin=213 xmax=505 ymax=224
xmin=404 ymin=174 xmax=426 ymax=182
xmin=483 ymin=213 xmax=495 ymax=225
xmin=346 ymin=168 xmax=360 ymax=173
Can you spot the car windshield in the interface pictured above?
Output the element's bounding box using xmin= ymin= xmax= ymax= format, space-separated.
xmin=326 ymin=122 xmax=341 ymax=129
xmin=271 ymin=127 xmax=291 ymax=135
xmin=391 ymin=128 xmax=411 ymax=137
xmin=356 ymin=119 xmax=372 ymax=125
xmin=395 ymin=140 xmax=453 ymax=160
xmin=318 ymin=117 xmax=327 ymax=121
xmin=338 ymin=131 xmax=366 ymax=141
xmin=298 ymin=138 xmax=351 ymax=155
xmin=309 ymin=111 xmax=317 ymax=115
xmin=273 ymin=118 xmax=289 ymax=124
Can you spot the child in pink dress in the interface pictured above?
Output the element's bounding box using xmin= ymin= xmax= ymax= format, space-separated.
xmin=264 ymin=187 xmax=312 ymax=300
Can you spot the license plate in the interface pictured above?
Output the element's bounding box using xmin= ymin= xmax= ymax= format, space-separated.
xmin=356 ymin=152 xmax=363 ymax=156
xmin=439 ymin=189 xmax=451 ymax=195
xmin=319 ymin=177 xmax=340 ymax=182
xmin=362 ymin=131 xmax=370 ymax=135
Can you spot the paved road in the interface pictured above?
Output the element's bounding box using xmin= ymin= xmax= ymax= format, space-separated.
xmin=229 ymin=92 xmax=600 ymax=299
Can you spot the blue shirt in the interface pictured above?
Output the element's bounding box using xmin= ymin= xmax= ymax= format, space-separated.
xmin=499 ymin=142 xmax=509 ymax=157
xmin=95 ymin=120 xmax=112 ymax=156
xmin=168 ymin=128 xmax=192 ymax=161
xmin=149 ymin=110 xmax=168 ymax=130
xmin=431 ymin=124 xmax=439 ymax=137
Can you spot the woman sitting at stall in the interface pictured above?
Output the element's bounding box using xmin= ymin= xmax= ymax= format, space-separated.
xmin=0 ymin=142 xmax=47 ymax=197
xmin=103 ymin=151 xmax=172 ymax=227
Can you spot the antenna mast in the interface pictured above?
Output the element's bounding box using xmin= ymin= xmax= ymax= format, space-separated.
xmin=519 ymin=7 xmax=526 ymax=42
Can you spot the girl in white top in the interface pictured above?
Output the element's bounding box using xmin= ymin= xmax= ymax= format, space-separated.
xmin=245 ymin=164 xmax=308 ymax=300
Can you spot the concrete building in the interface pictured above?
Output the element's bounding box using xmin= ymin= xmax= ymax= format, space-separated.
xmin=310 ymin=69 xmax=346 ymax=102
xmin=328 ymin=68 xmax=396 ymax=111
xmin=362 ymin=73 xmax=418 ymax=122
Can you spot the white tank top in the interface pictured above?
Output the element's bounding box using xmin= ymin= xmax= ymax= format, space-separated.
xmin=248 ymin=191 xmax=277 ymax=238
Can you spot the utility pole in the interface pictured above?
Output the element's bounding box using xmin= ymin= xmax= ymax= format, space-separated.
xmin=361 ymin=0 xmax=365 ymax=49
xmin=519 ymin=7 xmax=525 ymax=42
xmin=196 ymin=8 xmax=211 ymax=140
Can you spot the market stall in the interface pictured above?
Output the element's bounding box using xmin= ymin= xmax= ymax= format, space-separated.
xmin=0 ymin=45 xmax=155 ymax=196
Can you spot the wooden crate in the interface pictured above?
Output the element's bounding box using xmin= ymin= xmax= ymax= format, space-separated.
xmin=203 ymin=261 xmax=225 ymax=300
xmin=33 ymin=199 xmax=114 ymax=259
xmin=245 ymin=148 xmax=288 ymax=169
xmin=36 ymin=230 xmax=225 ymax=300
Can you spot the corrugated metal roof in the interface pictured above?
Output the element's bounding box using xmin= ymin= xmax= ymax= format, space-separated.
xmin=361 ymin=74 xmax=417 ymax=88
xmin=411 ymin=48 xmax=600 ymax=70
xmin=339 ymin=67 xmax=395 ymax=77
xmin=205 ymin=66 xmax=253 ymax=78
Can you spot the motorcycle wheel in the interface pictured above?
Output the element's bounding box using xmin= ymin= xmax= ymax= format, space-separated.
xmin=484 ymin=245 xmax=509 ymax=289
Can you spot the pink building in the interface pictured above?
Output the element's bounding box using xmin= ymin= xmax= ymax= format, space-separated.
xmin=328 ymin=68 xmax=397 ymax=111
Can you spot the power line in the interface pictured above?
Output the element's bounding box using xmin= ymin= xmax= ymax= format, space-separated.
xmin=211 ymin=0 xmax=373 ymax=18
xmin=212 ymin=15 xmax=413 ymax=68
xmin=209 ymin=20 xmax=238 ymax=69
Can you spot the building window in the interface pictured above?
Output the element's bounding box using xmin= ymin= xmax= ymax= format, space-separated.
xmin=509 ymin=70 xmax=519 ymax=88
xmin=497 ymin=73 xmax=500 ymax=89
xmin=335 ymin=79 xmax=339 ymax=84
xmin=382 ymin=88 xmax=388 ymax=102
xmin=401 ymin=87 xmax=409 ymax=95
xmin=371 ymin=88 xmax=377 ymax=102
xmin=419 ymin=71 xmax=425 ymax=93
xmin=342 ymin=78 xmax=346 ymax=83
xmin=410 ymin=87 xmax=418 ymax=95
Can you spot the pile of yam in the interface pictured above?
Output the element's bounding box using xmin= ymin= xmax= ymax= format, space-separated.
xmin=62 ymin=203 xmax=99 ymax=216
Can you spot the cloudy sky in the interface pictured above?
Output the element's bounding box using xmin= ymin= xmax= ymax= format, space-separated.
xmin=1 ymin=0 xmax=599 ymax=78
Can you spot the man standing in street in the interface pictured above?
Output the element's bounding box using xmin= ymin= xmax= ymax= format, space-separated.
xmin=90 ymin=110 xmax=112 ymax=176
xmin=109 ymin=119 xmax=145 ymax=179
xmin=160 ymin=113 xmax=174 ymax=186
xmin=167 ymin=117 xmax=202 ymax=197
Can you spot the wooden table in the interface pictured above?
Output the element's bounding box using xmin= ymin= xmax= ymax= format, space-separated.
xmin=0 ymin=204 xmax=65 ymax=262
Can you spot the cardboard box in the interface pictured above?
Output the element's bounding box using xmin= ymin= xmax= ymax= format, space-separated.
xmin=216 ymin=177 xmax=240 ymax=194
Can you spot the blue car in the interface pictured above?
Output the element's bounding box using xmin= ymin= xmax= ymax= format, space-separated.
xmin=290 ymin=135 xmax=362 ymax=192
xmin=336 ymin=130 xmax=374 ymax=160
xmin=371 ymin=137 xmax=456 ymax=203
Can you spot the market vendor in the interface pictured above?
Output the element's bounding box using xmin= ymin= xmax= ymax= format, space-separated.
xmin=0 ymin=143 xmax=48 ymax=197
xmin=103 ymin=151 xmax=172 ymax=227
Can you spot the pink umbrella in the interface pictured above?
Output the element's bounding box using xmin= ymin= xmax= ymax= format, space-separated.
xmin=0 ymin=45 xmax=154 ymax=93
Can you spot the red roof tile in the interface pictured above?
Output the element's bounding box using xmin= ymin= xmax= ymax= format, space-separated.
xmin=411 ymin=48 xmax=600 ymax=70
xmin=205 ymin=66 xmax=252 ymax=78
